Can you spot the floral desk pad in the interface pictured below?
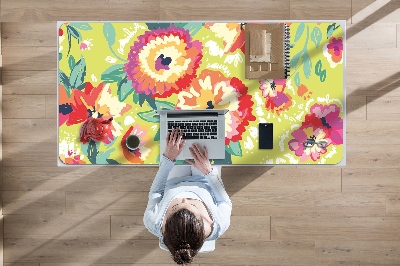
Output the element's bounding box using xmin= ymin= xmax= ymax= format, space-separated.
xmin=58 ymin=21 xmax=345 ymax=165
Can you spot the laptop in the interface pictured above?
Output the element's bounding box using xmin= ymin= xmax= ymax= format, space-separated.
xmin=156 ymin=109 xmax=228 ymax=160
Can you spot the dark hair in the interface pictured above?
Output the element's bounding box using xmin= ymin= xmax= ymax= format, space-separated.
xmin=163 ymin=208 xmax=206 ymax=264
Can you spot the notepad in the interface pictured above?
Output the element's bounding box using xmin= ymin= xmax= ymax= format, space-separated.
xmin=245 ymin=23 xmax=290 ymax=79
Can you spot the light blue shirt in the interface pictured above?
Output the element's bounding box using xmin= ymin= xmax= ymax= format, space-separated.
xmin=143 ymin=155 xmax=232 ymax=241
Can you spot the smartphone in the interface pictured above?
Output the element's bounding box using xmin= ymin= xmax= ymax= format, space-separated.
xmin=259 ymin=123 xmax=273 ymax=149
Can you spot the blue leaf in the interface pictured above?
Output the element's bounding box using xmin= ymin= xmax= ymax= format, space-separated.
xmin=69 ymin=57 xmax=86 ymax=88
xmin=311 ymin=27 xmax=322 ymax=49
xmin=59 ymin=70 xmax=71 ymax=97
xmin=137 ymin=110 xmax=160 ymax=123
xmin=118 ymin=77 xmax=134 ymax=102
xmin=133 ymin=92 xmax=139 ymax=104
xmin=103 ymin=22 xmax=116 ymax=46
xmin=138 ymin=94 xmax=157 ymax=110
xmin=106 ymin=159 xmax=120 ymax=165
xmin=69 ymin=22 xmax=93 ymax=31
xmin=68 ymin=55 xmax=76 ymax=71
xmin=327 ymin=23 xmax=340 ymax=39
xmin=294 ymin=23 xmax=305 ymax=42
xmin=101 ymin=64 xmax=126 ymax=83
xmin=294 ymin=72 xmax=301 ymax=87
xmin=96 ymin=149 xmax=115 ymax=164
xmin=302 ymin=53 xmax=312 ymax=79
xmin=146 ymin=23 xmax=171 ymax=30
xmin=226 ymin=140 xmax=242 ymax=157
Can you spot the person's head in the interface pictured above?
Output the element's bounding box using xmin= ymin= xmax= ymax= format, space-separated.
xmin=163 ymin=208 xmax=206 ymax=264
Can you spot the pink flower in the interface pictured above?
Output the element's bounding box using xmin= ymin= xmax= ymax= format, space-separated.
xmin=259 ymin=79 xmax=292 ymax=115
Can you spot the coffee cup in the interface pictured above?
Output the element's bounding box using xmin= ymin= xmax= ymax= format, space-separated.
xmin=126 ymin=134 xmax=141 ymax=152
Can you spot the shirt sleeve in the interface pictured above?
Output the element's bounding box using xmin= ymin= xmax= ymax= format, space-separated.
xmin=143 ymin=154 xmax=175 ymax=237
xmin=205 ymin=167 xmax=232 ymax=237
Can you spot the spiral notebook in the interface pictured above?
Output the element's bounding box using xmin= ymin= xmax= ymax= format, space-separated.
xmin=245 ymin=23 xmax=290 ymax=79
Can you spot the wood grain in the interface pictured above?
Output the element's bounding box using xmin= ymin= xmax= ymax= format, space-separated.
xmin=110 ymin=216 xmax=154 ymax=240
xmin=4 ymin=214 xmax=110 ymax=240
xmin=351 ymin=0 xmax=376 ymax=24
xmin=2 ymin=70 xmax=56 ymax=95
xmin=386 ymin=194 xmax=400 ymax=216
xmin=346 ymin=96 xmax=366 ymax=119
xmin=2 ymin=119 xmax=56 ymax=143
xmin=2 ymin=142 xmax=57 ymax=167
xmin=290 ymin=0 xmax=351 ymax=20
xmin=346 ymin=143 xmax=400 ymax=168
xmin=272 ymin=216 xmax=400 ymax=241
xmin=343 ymin=168 xmax=400 ymax=193
xmin=160 ymin=0 xmax=290 ymax=20
xmin=316 ymin=240 xmax=400 ymax=264
xmin=367 ymin=96 xmax=400 ymax=120
xmin=2 ymin=95 xmax=46 ymax=119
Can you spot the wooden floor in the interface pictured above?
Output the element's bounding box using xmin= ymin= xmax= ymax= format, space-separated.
xmin=1 ymin=0 xmax=400 ymax=265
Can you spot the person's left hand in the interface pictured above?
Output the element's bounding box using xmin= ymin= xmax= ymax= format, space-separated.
xmin=164 ymin=127 xmax=186 ymax=161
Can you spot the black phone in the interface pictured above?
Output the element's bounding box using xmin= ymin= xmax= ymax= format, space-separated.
xmin=259 ymin=123 xmax=273 ymax=149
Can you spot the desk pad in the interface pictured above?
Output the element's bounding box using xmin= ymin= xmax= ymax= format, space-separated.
xmin=58 ymin=22 xmax=345 ymax=165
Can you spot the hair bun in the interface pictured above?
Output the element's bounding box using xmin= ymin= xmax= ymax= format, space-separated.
xmin=179 ymin=242 xmax=191 ymax=250
xmin=174 ymin=247 xmax=193 ymax=264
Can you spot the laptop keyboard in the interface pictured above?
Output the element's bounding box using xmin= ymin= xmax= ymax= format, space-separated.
xmin=168 ymin=120 xmax=218 ymax=139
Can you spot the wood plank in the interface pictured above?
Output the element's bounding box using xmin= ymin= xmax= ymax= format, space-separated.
xmin=2 ymin=119 xmax=56 ymax=143
xmin=223 ymin=166 xmax=341 ymax=193
xmin=347 ymin=23 xmax=397 ymax=48
xmin=346 ymin=48 xmax=400 ymax=97
xmin=111 ymin=216 xmax=154 ymax=240
xmin=272 ymin=216 xmax=400 ymax=241
xmin=2 ymin=52 xmax=56 ymax=71
xmin=2 ymin=191 xmax=65 ymax=215
xmin=346 ymin=96 xmax=366 ymax=120
xmin=290 ymin=0 xmax=351 ymax=20
xmin=1 ymin=22 xmax=55 ymax=46
xmin=2 ymin=142 xmax=57 ymax=167
xmin=66 ymin=191 xmax=148 ymax=216
xmin=398 ymin=24 xmax=400 ymax=48
xmin=4 ymin=214 xmax=110 ymax=240
xmin=41 ymin=264 xmax=197 ymax=266
xmin=386 ymin=194 xmax=400 ymax=216
xmin=367 ymin=96 xmax=400 ymax=120
xmin=160 ymin=0 xmax=290 ymax=20
xmin=4 ymin=238 xmax=315 ymax=264
xmin=316 ymin=240 xmax=400 ymax=264
xmin=45 ymin=95 xmax=56 ymax=119
xmin=2 ymin=95 xmax=46 ymax=119
xmin=2 ymin=166 xmax=153 ymax=192
xmin=343 ymin=168 xmax=400 ymax=193
xmin=351 ymin=0 xmax=376 ymax=24
xmin=2 ymin=70 xmax=56 ymax=95
xmin=346 ymin=143 xmax=400 ymax=168
xmin=346 ymin=120 xmax=400 ymax=144
xmin=0 ymin=0 xmax=160 ymax=22
xmin=4 ymin=264 xmax=39 ymax=266
xmin=231 ymin=192 xmax=386 ymax=217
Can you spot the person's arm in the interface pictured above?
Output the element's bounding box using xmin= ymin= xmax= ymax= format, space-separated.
xmin=185 ymin=144 xmax=232 ymax=237
xmin=143 ymin=128 xmax=186 ymax=236
xmin=205 ymin=167 xmax=232 ymax=237
xmin=143 ymin=155 xmax=175 ymax=236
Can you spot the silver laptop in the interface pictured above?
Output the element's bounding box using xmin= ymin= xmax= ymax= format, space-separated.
xmin=157 ymin=109 xmax=228 ymax=160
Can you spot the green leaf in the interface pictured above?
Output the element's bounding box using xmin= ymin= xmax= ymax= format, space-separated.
xmin=294 ymin=23 xmax=305 ymax=42
xmin=319 ymin=69 xmax=327 ymax=82
xmin=67 ymin=25 xmax=82 ymax=43
xmin=103 ymin=22 xmax=116 ymax=46
xmin=155 ymin=100 xmax=176 ymax=110
xmin=133 ymin=92 xmax=139 ymax=104
xmin=117 ymin=77 xmax=134 ymax=102
xmin=154 ymin=128 xmax=160 ymax=141
xmin=106 ymin=159 xmax=120 ymax=165
xmin=96 ymin=149 xmax=115 ymax=164
xmin=327 ymin=23 xmax=340 ymax=39
xmin=213 ymin=150 xmax=232 ymax=164
xmin=59 ymin=53 xmax=63 ymax=61
xmin=87 ymin=139 xmax=99 ymax=164
xmin=156 ymin=154 xmax=160 ymax=163
xmin=138 ymin=94 xmax=157 ymax=110
xmin=59 ymin=70 xmax=71 ymax=97
xmin=302 ymin=53 xmax=312 ymax=79
xmin=69 ymin=22 xmax=93 ymax=31
xmin=69 ymin=57 xmax=86 ymax=88
xmin=68 ymin=55 xmax=76 ymax=71
xmin=137 ymin=110 xmax=160 ymax=123
xmin=101 ymin=64 xmax=125 ymax=83
xmin=290 ymin=50 xmax=303 ymax=70
xmin=315 ymin=60 xmax=322 ymax=75
xmin=146 ymin=23 xmax=171 ymax=30
xmin=226 ymin=140 xmax=242 ymax=157
xmin=311 ymin=27 xmax=322 ymax=49
xmin=182 ymin=22 xmax=204 ymax=36
xmin=77 ymin=83 xmax=86 ymax=91
xmin=294 ymin=72 xmax=301 ymax=87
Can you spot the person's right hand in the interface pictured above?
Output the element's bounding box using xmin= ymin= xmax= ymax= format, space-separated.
xmin=185 ymin=144 xmax=212 ymax=175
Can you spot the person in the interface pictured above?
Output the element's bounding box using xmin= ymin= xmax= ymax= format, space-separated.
xmin=144 ymin=127 xmax=232 ymax=264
